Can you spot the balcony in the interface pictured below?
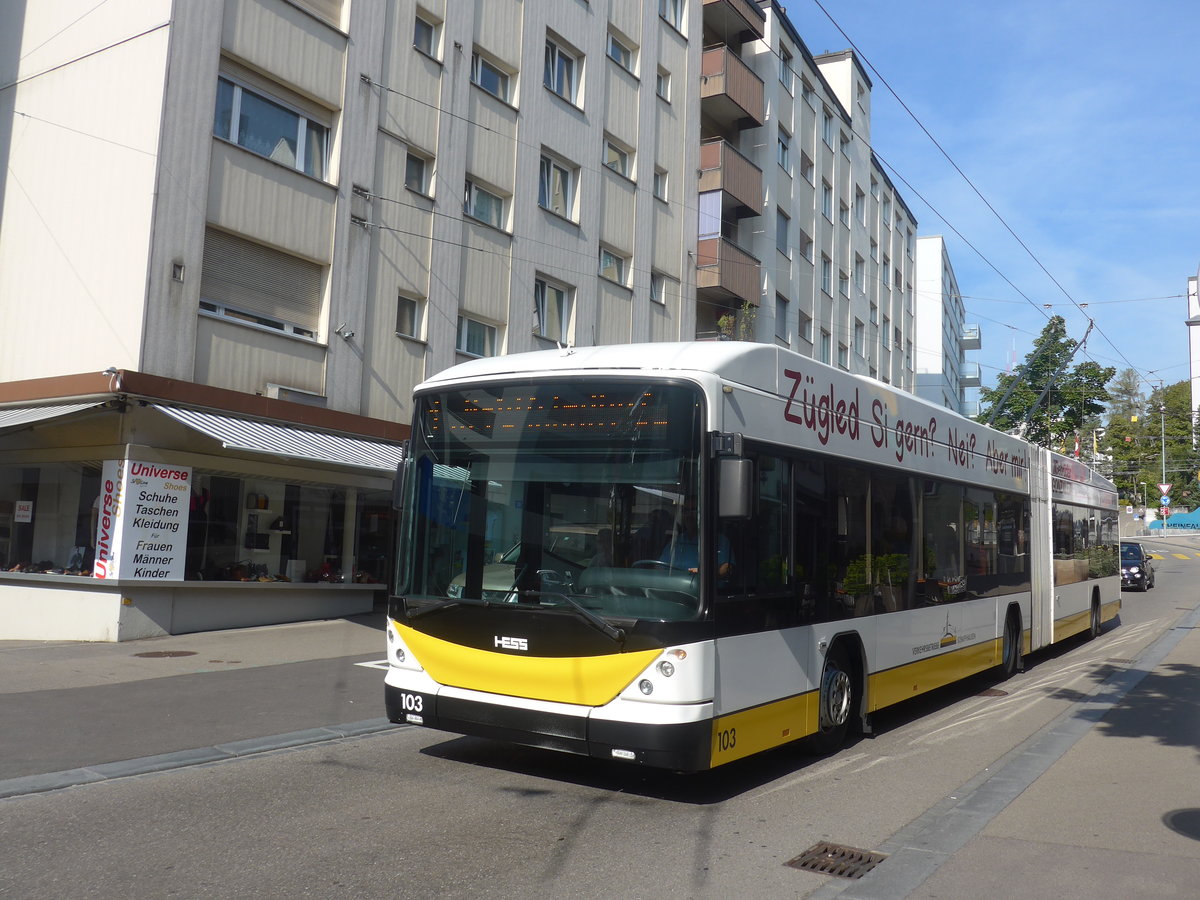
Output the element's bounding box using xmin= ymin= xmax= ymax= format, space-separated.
xmin=702 ymin=0 xmax=765 ymax=43
xmin=961 ymin=323 xmax=981 ymax=350
xmin=960 ymin=361 xmax=981 ymax=388
xmin=697 ymin=236 xmax=760 ymax=306
xmin=701 ymin=45 xmax=765 ymax=130
xmin=699 ymin=138 xmax=762 ymax=218
xmin=961 ymin=399 xmax=981 ymax=419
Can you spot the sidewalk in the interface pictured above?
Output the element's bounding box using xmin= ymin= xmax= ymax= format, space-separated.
xmin=816 ymin=600 xmax=1200 ymax=899
xmin=0 ymin=611 xmax=393 ymax=796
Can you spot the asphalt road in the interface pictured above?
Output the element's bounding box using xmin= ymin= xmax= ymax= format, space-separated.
xmin=1 ymin=541 xmax=1198 ymax=898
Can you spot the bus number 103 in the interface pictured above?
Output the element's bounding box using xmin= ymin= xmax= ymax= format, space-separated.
xmin=717 ymin=728 xmax=736 ymax=752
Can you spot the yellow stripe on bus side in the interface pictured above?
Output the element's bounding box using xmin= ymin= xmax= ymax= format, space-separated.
xmin=868 ymin=639 xmax=999 ymax=711
xmin=1053 ymin=609 xmax=1090 ymax=643
xmin=709 ymin=692 xmax=814 ymax=767
xmin=396 ymin=622 xmax=659 ymax=706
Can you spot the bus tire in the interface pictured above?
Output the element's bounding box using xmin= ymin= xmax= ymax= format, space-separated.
xmin=1001 ymin=609 xmax=1021 ymax=679
xmin=1088 ymin=595 xmax=1101 ymax=640
xmin=809 ymin=645 xmax=854 ymax=755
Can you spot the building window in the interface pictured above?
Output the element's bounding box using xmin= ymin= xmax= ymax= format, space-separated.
xmin=821 ymin=181 xmax=833 ymax=220
xmin=200 ymin=228 xmax=322 ymax=338
xmin=776 ymin=208 xmax=790 ymax=257
xmin=882 ymin=196 xmax=892 ymax=227
xmin=854 ymin=255 xmax=865 ymax=293
xmin=396 ymin=294 xmax=421 ymax=338
xmin=604 ymin=138 xmax=631 ymax=177
xmin=870 ymin=177 xmax=879 ymax=199
xmin=779 ymin=45 xmax=793 ymax=94
xmin=855 ymin=187 xmax=867 ymax=226
xmin=821 ymin=256 xmax=832 ymax=295
xmin=894 ymin=326 xmax=902 ymax=348
xmin=799 ymin=311 xmax=813 ymax=342
xmin=650 ymin=272 xmax=668 ymax=304
xmin=653 ymin=167 xmax=668 ymax=201
xmin=820 ymin=329 xmax=832 ymax=364
xmin=775 ymin=294 xmax=790 ymax=341
xmin=906 ymin=228 xmax=914 ymax=258
xmin=539 ymin=153 xmax=576 ymax=219
xmin=869 ymin=300 xmax=878 ymax=325
xmin=599 ymin=247 xmax=627 ymax=284
xmin=656 ymin=68 xmax=671 ymax=101
xmin=214 ymin=77 xmax=328 ymax=180
xmin=464 ymin=178 xmax=505 ymax=229
xmin=882 ymin=314 xmax=890 ymax=340
xmin=840 ymin=131 xmax=851 ymax=156
xmin=854 ymin=319 xmax=865 ymax=356
xmin=777 ymin=126 xmax=790 ymax=173
xmin=838 ymin=343 xmax=849 ymax=369
xmin=405 ymin=151 xmax=430 ymax=194
xmin=607 ymin=33 xmax=633 ymax=71
xmin=801 ymin=78 xmax=815 ymax=107
xmin=822 ymin=108 xmax=833 ymax=146
xmin=544 ymin=37 xmax=578 ymax=103
xmin=659 ymin=0 xmax=682 ymax=30
xmin=457 ymin=315 xmax=497 ymax=357
xmin=799 ymin=229 xmax=813 ymax=263
xmin=471 ymin=51 xmax=509 ymax=101
xmin=800 ymin=152 xmax=814 ymax=184
xmin=839 ymin=270 xmax=849 ymax=296
xmin=839 ymin=201 xmax=849 ymax=227
xmin=413 ymin=12 xmax=439 ymax=58
xmin=870 ymin=238 xmax=878 ymax=261
xmin=534 ymin=277 xmax=572 ymax=342
xmin=882 ymin=256 xmax=890 ymax=288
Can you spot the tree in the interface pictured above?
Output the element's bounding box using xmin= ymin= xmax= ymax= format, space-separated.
xmin=980 ymin=316 xmax=1115 ymax=448
xmin=1103 ymin=379 xmax=1199 ymax=507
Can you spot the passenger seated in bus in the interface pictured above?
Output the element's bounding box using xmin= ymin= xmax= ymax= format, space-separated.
xmin=659 ymin=499 xmax=732 ymax=577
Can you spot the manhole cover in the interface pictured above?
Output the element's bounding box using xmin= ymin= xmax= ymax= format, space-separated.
xmin=132 ymin=650 xmax=197 ymax=658
xmin=786 ymin=842 xmax=887 ymax=879
xmin=978 ymin=688 xmax=1008 ymax=697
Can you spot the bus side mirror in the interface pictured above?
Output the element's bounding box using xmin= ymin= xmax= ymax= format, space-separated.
xmin=718 ymin=458 xmax=753 ymax=519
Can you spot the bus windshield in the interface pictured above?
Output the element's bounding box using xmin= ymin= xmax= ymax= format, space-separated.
xmin=399 ymin=380 xmax=705 ymax=621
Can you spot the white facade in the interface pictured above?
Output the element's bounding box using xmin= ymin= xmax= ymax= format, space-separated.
xmin=913 ymin=235 xmax=979 ymax=414
xmin=739 ymin=11 xmax=919 ymax=391
xmin=0 ymin=0 xmax=700 ymax=430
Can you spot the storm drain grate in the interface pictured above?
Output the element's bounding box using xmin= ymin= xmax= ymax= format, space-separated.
xmin=978 ymin=688 xmax=1008 ymax=697
xmin=1106 ymin=658 xmax=1136 ymax=665
xmin=132 ymin=650 xmax=197 ymax=658
xmin=786 ymin=842 xmax=887 ymax=879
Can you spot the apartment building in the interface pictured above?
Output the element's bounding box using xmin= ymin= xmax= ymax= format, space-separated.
xmin=914 ymin=235 xmax=981 ymax=415
xmin=712 ymin=6 xmax=919 ymax=390
xmin=0 ymin=0 xmax=957 ymax=639
xmin=0 ymin=0 xmax=701 ymax=639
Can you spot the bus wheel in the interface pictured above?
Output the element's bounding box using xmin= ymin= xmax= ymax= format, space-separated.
xmin=810 ymin=646 xmax=853 ymax=755
xmin=1088 ymin=598 xmax=1101 ymax=640
xmin=1001 ymin=611 xmax=1021 ymax=679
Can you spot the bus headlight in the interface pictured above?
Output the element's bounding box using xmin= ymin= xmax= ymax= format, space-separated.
xmin=638 ymin=679 xmax=654 ymax=695
xmin=657 ymin=660 xmax=675 ymax=678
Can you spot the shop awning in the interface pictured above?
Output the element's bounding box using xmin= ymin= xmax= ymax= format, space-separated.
xmin=153 ymin=404 xmax=405 ymax=472
xmin=0 ymin=401 xmax=105 ymax=432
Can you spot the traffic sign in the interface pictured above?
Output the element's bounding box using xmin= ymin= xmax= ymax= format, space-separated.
xmin=1158 ymin=482 xmax=1172 ymax=494
xmin=1160 ymin=496 xmax=1171 ymax=506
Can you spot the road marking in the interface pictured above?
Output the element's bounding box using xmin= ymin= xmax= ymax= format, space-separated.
xmin=355 ymin=659 xmax=389 ymax=671
xmin=1172 ymin=553 xmax=1192 ymax=559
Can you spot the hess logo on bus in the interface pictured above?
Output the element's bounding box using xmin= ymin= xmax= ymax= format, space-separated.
xmin=495 ymin=635 xmax=528 ymax=651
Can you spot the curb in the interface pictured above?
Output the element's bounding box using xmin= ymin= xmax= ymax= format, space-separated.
xmin=0 ymin=717 xmax=401 ymax=800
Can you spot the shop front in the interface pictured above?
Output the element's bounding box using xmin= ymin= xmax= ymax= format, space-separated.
xmin=0 ymin=373 xmax=406 ymax=641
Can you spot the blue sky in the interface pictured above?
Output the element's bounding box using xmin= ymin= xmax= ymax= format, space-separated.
xmin=795 ymin=0 xmax=1200 ymax=397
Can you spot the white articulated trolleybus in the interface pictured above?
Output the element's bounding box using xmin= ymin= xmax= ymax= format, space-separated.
xmin=385 ymin=342 xmax=1119 ymax=771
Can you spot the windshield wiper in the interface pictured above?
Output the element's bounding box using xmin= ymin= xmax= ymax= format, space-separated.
xmin=406 ymin=598 xmax=464 ymax=619
xmin=518 ymin=590 xmax=626 ymax=645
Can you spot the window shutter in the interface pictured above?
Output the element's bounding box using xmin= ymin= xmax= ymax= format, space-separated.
xmin=201 ymin=229 xmax=323 ymax=332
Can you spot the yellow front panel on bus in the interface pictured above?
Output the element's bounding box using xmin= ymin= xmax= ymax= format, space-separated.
xmin=397 ymin=622 xmax=659 ymax=707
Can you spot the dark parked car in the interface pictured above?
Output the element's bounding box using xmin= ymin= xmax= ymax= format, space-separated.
xmin=1120 ymin=541 xmax=1155 ymax=591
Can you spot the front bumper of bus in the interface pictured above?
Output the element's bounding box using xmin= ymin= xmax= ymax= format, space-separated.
xmin=385 ymin=682 xmax=714 ymax=771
